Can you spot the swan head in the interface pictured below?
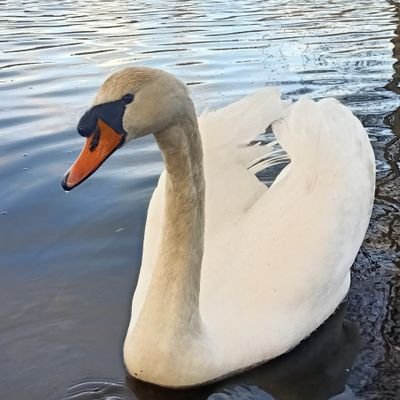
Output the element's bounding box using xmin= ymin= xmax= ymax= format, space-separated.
xmin=62 ymin=67 xmax=191 ymax=191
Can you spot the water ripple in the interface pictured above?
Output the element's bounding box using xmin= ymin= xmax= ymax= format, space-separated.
xmin=0 ymin=0 xmax=399 ymax=399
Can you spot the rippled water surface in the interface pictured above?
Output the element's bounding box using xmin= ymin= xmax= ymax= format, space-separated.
xmin=1 ymin=1 xmax=400 ymax=399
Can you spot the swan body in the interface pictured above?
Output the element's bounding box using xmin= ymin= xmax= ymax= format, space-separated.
xmin=63 ymin=67 xmax=375 ymax=388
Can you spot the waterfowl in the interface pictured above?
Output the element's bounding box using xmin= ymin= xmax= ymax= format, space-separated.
xmin=62 ymin=67 xmax=375 ymax=388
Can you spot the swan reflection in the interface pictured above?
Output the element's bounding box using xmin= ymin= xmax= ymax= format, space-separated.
xmin=127 ymin=303 xmax=359 ymax=400
xmin=62 ymin=303 xmax=358 ymax=399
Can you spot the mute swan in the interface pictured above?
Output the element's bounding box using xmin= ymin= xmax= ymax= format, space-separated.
xmin=62 ymin=67 xmax=375 ymax=388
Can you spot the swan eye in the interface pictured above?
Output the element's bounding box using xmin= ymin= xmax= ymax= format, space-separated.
xmin=122 ymin=93 xmax=134 ymax=105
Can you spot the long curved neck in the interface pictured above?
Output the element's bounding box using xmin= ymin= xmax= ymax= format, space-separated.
xmin=142 ymin=111 xmax=205 ymax=333
xmin=124 ymin=101 xmax=212 ymax=385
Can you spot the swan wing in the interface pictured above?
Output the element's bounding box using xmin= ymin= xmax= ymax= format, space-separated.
xmin=199 ymin=87 xmax=284 ymax=147
xmin=198 ymin=88 xmax=289 ymax=228
xmin=200 ymin=97 xmax=375 ymax=367
xmin=199 ymin=87 xmax=289 ymax=173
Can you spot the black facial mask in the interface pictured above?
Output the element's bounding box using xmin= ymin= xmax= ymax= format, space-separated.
xmin=77 ymin=93 xmax=134 ymax=139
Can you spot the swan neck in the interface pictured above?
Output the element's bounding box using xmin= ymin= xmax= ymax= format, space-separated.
xmin=150 ymin=113 xmax=205 ymax=328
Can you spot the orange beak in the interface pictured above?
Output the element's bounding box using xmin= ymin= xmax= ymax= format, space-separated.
xmin=62 ymin=119 xmax=124 ymax=191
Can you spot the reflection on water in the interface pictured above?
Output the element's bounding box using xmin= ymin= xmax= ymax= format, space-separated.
xmin=61 ymin=305 xmax=358 ymax=400
xmin=0 ymin=0 xmax=399 ymax=399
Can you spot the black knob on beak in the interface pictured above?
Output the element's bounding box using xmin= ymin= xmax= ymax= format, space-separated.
xmin=77 ymin=109 xmax=97 ymax=137
xmin=77 ymin=125 xmax=89 ymax=137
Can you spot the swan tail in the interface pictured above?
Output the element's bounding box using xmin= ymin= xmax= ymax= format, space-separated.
xmin=272 ymin=97 xmax=375 ymax=171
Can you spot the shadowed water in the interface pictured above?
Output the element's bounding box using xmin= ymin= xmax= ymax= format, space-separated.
xmin=0 ymin=0 xmax=399 ymax=399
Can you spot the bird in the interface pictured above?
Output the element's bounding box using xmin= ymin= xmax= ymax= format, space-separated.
xmin=62 ymin=67 xmax=375 ymax=388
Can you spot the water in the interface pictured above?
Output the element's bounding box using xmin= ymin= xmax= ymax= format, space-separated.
xmin=0 ymin=0 xmax=399 ymax=399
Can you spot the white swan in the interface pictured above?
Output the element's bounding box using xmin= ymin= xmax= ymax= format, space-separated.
xmin=62 ymin=67 xmax=375 ymax=388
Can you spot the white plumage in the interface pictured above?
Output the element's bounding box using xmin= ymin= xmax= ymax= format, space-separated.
xmin=125 ymin=81 xmax=374 ymax=386
xmin=69 ymin=68 xmax=375 ymax=388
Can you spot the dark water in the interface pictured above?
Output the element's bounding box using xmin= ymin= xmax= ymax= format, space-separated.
xmin=1 ymin=1 xmax=399 ymax=399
